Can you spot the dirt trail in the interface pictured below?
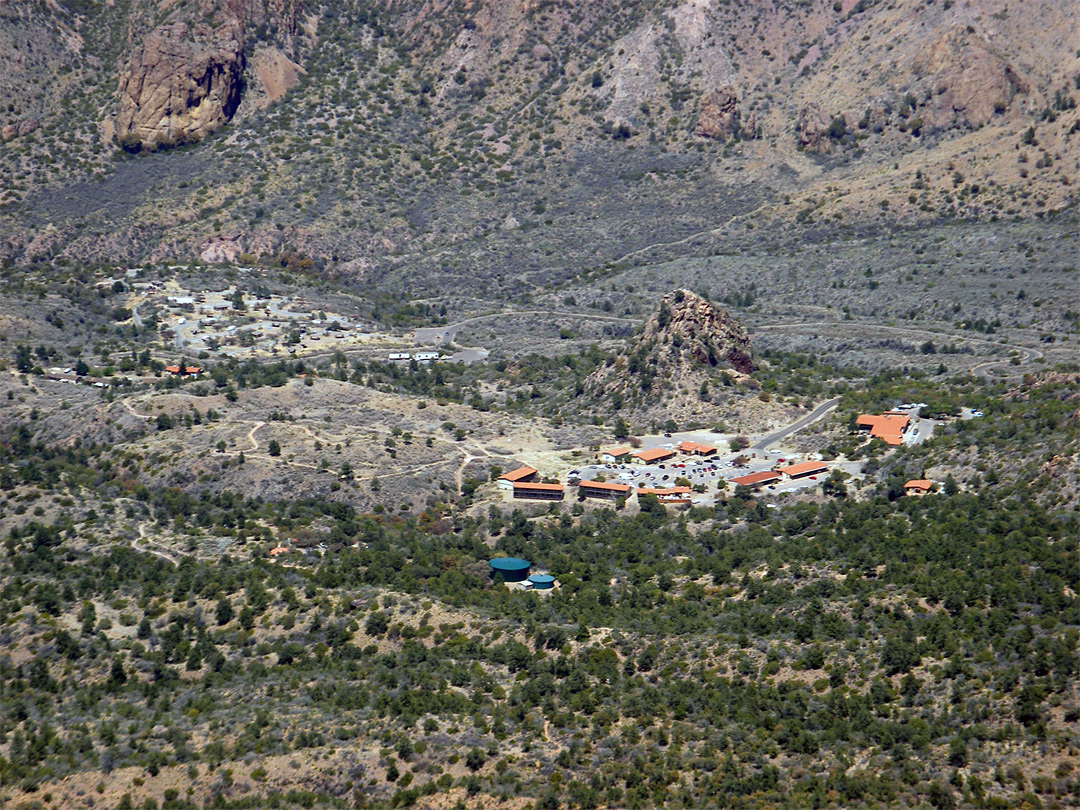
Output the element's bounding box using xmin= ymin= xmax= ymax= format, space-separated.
xmin=454 ymin=446 xmax=491 ymax=490
xmin=245 ymin=421 xmax=265 ymax=451
xmin=120 ymin=397 xmax=154 ymax=419
xmin=131 ymin=523 xmax=179 ymax=566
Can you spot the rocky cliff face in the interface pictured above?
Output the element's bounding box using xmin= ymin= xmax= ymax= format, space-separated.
xmin=115 ymin=0 xmax=303 ymax=149
xmin=695 ymin=86 xmax=740 ymax=139
xmin=116 ymin=21 xmax=245 ymax=149
xmin=912 ymin=26 xmax=1028 ymax=129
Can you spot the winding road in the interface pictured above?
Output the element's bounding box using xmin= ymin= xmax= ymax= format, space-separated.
xmin=751 ymin=398 xmax=841 ymax=450
xmin=414 ymin=309 xmax=636 ymax=346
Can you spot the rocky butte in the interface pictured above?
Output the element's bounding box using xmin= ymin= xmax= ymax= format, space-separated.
xmin=586 ymin=289 xmax=756 ymax=419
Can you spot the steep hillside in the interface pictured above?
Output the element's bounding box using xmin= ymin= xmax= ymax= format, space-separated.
xmin=0 ymin=0 xmax=1076 ymax=281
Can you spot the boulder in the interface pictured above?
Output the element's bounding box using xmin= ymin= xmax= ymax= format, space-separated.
xmin=796 ymin=102 xmax=835 ymax=153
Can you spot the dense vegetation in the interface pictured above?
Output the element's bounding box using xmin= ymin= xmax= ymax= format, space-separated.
xmin=0 ymin=371 xmax=1077 ymax=809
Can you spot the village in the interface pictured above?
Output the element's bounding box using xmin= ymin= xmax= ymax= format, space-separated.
xmin=100 ymin=269 xmax=459 ymax=366
xmin=491 ymin=403 xmax=950 ymax=509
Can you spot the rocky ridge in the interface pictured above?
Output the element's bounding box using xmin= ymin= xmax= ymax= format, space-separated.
xmin=0 ymin=0 xmax=1076 ymax=264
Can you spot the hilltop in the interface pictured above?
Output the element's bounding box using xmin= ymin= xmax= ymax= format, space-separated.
xmin=585 ymin=289 xmax=758 ymax=422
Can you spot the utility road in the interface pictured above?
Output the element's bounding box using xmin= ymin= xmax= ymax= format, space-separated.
xmin=751 ymin=397 xmax=841 ymax=450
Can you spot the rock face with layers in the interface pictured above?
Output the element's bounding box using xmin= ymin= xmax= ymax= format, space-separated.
xmin=116 ymin=21 xmax=245 ymax=149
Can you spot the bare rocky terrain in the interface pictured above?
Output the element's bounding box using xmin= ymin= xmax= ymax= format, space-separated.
xmin=0 ymin=0 xmax=1076 ymax=280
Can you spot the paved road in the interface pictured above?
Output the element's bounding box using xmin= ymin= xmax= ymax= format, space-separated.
xmin=751 ymin=397 xmax=840 ymax=450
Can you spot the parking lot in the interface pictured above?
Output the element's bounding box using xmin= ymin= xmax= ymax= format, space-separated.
xmin=569 ymin=448 xmax=830 ymax=505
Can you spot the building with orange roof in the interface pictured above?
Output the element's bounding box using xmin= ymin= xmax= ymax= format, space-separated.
xmin=269 ymin=546 xmax=290 ymax=556
xmin=637 ymin=486 xmax=693 ymax=504
xmin=165 ymin=365 xmax=203 ymax=376
xmin=905 ymin=479 xmax=935 ymax=496
xmin=731 ymin=471 xmax=781 ymax=488
xmin=632 ymin=447 xmax=677 ymax=464
xmin=512 ymin=482 xmax=565 ymax=501
xmin=856 ymin=413 xmax=910 ymax=445
xmin=600 ymin=448 xmax=634 ymax=463
xmin=578 ymin=480 xmax=631 ymax=499
xmin=497 ymin=466 xmax=539 ymax=491
xmin=779 ymin=461 xmax=829 ymax=479
xmin=678 ymin=441 xmax=718 ymax=456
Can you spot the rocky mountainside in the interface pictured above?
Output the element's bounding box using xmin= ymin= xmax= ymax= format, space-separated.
xmin=0 ymin=0 xmax=1076 ymax=280
xmin=585 ymin=289 xmax=756 ymax=420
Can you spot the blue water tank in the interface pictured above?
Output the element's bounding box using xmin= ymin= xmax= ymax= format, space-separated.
xmin=529 ymin=574 xmax=556 ymax=590
xmin=489 ymin=557 xmax=531 ymax=582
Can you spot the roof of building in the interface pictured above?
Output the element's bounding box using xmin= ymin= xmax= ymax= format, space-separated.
xmin=499 ymin=466 xmax=538 ymax=482
xmin=678 ymin=441 xmax=718 ymax=454
xmin=165 ymin=365 xmax=203 ymax=374
xmin=637 ymin=486 xmax=693 ymax=495
xmin=905 ymin=479 xmax=934 ymax=490
xmin=780 ymin=461 xmax=829 ymax=476
xmin=269 ymin=546 xmax=290 ymax=556
xmin=489 ymin=557 xmax=531 ymax=571
xmin=856 ymin=413 xmax=910 ymax=445
xmin=579 ymin=480 xmax=631 ymax=493
xmin=601 ymin=447 xmax=633 ymax=457
xmin=512 ymin=482 xmax=565 ymax=492
xmin=731 ymin=471 xmax=781 ymax=486
xmin=633 ymin=447 xmax=676 ymax=462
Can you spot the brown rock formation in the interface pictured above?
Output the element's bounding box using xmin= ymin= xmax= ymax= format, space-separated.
xmin=639 ymin=289 xmax=756 ymax=375
xmin=199 ymin=233 xmax=245 ymax=264
xmin=116 ymin=20 xmax=245 ymax=149
xmin=695 ymin=85 xmax=740 ymax=139
xmin=912 ymin=26 xmax=1027 ymax=130
xmin=584 ymin=290 xmax=755 ymax=415
xmin=796 ymin=102 xmax=834 ymax=153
